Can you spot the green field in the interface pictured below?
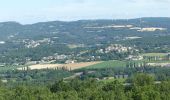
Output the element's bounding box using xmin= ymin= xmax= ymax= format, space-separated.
xmin=142 ymin=53 xmax=167 ymax=57
xmin=85 ymin=60 xmax=126 ymax=69
xmin=83 ymin=59 xmax=170 ymax=70
xmin=147 ymin=60 xmax=170 ymax=63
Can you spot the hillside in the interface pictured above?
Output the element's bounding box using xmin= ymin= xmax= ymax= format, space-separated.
xmin=1 ymin=17 xmax=170 ymax=42
xmin=0 ymin=17 xmax=170 ymax=65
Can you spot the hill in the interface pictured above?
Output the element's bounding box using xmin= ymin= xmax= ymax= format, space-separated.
xmin=0 ymin=17 xmax=170 ymax=65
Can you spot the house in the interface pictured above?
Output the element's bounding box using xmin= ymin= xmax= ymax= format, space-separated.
xmin=65 ymin=60 xmax=76 ymax=64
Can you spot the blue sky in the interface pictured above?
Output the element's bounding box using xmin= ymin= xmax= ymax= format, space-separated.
xmin=0 ymin=0 xmax=170 ymax=24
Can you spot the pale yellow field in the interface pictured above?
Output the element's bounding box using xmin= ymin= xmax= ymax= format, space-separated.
xmin=18 ymin=61 xmax=102 ymax=70
xmin=64 ymin=61 xmax=102 ymax=70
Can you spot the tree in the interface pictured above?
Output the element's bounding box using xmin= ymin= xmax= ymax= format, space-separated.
xmin=132 ymin=73 xmax=154 ymax=86
xmin=50 ymin=80 xmax=73 ymax=93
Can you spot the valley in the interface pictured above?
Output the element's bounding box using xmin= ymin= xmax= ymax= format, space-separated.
xmin=0 ymin=18 xmax=170 ymax=100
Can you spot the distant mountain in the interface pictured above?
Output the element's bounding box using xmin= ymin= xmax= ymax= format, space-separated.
xmin=0 ymin=17 xmax=170 ymax=43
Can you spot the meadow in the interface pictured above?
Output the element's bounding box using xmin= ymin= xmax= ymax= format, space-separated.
xmin=85 ymin=60 xmax=126 ymax=69
xmin=142 ymin=53 xmax=168 ymax=57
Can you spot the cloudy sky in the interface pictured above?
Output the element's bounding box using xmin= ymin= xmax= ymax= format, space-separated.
xmin=0 ymin=0 xmax=170 ymax=24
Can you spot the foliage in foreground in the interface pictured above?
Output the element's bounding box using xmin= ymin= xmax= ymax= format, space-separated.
xmin=0 ymin=74 xmax=170 ymax=100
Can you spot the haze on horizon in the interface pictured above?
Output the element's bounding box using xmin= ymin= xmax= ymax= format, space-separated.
xmin=0 ymin=0 xmax=170 ymax=24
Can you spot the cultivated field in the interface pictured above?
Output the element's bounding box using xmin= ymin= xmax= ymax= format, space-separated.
xmin=64 ymin=61 xmax=103 ymax=70
xmin=142 ymin=53 xmax=168 ymax=57
xmin=85 ymin=60 xmax=126 ymax=69
xmin=17 ymin=61 xmax=102 ymax=70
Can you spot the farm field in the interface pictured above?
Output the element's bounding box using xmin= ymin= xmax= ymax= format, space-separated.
xmin=84 ymin=59 xmax=170 ymax=69
xmin=18 ymin=64 xmax=63 ymax=70
xmin=128 ymin=60 xmax=170 ymax=67
xmin=4 ymin=59 xmax=170 ymax=72
xmin=148 ymin=60 xmax=170 ymax=63
xmin=64 ymin=61 xmax=103 ymax=70
xmin=142 ymin=53 xmax=168 ymax=57
xmin=85 ymin=60 xmax=126 ymax=69
xmin=17 ymin=61 xmax=102 ymax=70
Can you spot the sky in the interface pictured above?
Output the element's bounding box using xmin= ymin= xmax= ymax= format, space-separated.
xmin=0 ymin=0 xmax=170 ymax=24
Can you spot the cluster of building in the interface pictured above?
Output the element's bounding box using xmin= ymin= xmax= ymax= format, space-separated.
xmin=24 ymin=53 xmax=76 ymax=65
xmin=42 ymin=53 xmax=69 ymax=61
xmin=126 ymin=55 xmax=143 ymax=61
xmin=97 ymin=44 xmax=134 ymax=53
xmin=106 ymin=44 xmax=132 ymax=53
xmin=24 ymin=38 xmax=51 ymax=48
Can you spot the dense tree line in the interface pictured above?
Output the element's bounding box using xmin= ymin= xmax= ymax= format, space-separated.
xmin=75 ymin=66 xmax=170 ymax=82
xmin=0 ymin=74 xmax=170 ymax=100
xmin=0 ymin=69 xmax=73 ymax=86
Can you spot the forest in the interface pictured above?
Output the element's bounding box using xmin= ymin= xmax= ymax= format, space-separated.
xmin=0 ymin=73 xmax=170 ymax=100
